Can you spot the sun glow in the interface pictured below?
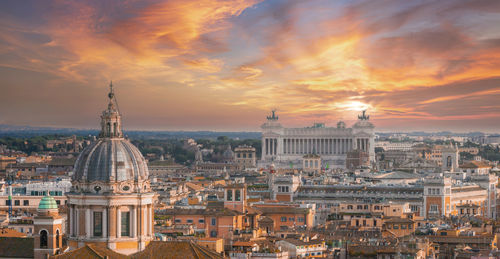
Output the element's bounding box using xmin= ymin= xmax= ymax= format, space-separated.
xmin=334 ymin=101 xmax=372 ymax=112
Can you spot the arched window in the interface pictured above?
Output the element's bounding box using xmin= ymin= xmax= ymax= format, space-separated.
xmin=56 ymin=229 xmax=60 ymax=248
xmin=40 ymin=230 xmax=48 ymax=248
xmin=113 ymin=122 xmax=118 ymax=136
xmin=106 ymin=123 xmax=111 ymax=136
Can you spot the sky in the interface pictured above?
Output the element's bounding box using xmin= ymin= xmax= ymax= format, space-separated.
xmin=0 ymin=0 xmax=500 ymax=132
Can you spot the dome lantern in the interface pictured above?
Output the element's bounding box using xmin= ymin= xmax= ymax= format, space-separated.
xmin=100 ymin=81 xmax=123 ymax=138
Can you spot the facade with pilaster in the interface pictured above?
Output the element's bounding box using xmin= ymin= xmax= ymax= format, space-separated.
xmin=260 ymin=110 xmax=375 ymax=169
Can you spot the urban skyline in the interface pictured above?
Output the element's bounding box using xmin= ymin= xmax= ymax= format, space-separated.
xmin=1 ymin=0 xmax=500 ymax=131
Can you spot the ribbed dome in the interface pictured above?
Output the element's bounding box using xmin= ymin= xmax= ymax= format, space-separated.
xmin=72 ymin=83 xmax=149 ymax=185
xmin=38 ymin=195 xmax=58 ymax=211
xmin=73 ymin=138 xmax=149 ymax=183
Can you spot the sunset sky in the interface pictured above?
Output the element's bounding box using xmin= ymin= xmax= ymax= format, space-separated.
xmin=1 ymin=0 xmax=500 ymax=132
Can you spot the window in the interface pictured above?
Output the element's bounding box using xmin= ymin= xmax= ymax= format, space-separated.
xmin=298 ymin=217 xmax=304 ymax=222
xmin=56 ymin=229 xmax=60 ymax=248
xmin=401 ymin=224 xmax=407 ymax=229
xmin=281 ymin=217 xmax=287 ymax=222
xmin=56 ymin=200 xmax=60 ymax=205
xmin=393 ymin=224 xmax=399 ymax=229
xmin=430 ymin=205 xmax=438 ymax=212
xmin=211 ymin=218 xmax=216 ymax=226
xmin=14 ymin=200 xmax=20 ymax=206
xmin=289 ymin=217 xmax=295 ymax=221
xmin=249 ymin=153 xmax=252 ymax=158
xmin=121 ymin=211 xmax=130 ymax=236
xmin=40 ymin=230 xmax=48 ymax=248
xmin=187 ymin=219 xmax=193 ymax=224
xmin=347 ymin=205 xmax=353 ymax=210
xmin=93 ymin=211 xmax=103 ymax=237
xmin=235 ymin=190 xmax=241 ymax=201
xmin=210 ymin=230 xmax=217 ymax=237
xmin=23 ymin=200 xmax=29 ymax=206
xmin=226 ymin=190 xmax=233 ymax=201
xmin=357 ymin=205 xmax=362 ymax=210
xmin=198 ymin=219 xmax=205 ymax=224
xmin=175 ymin=219 xmax=181 ymax=223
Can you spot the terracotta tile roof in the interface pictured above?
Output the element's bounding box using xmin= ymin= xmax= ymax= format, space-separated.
xmin=161 ymin=207 xmax=242 ymax=216
xmin=0 ymin=237 xmax=34 ymax=258
xmin=253 ymin=206 xmax=309 ymax=215
xmin=130 ymin=241 xmax=223 ymax=259
xmin=460 ymin=161 xmax=491 ymax=169
xmin=50 ymin=244 xmax=127 ymax=259
xmin=185 ymin=182 xmax=204 ymax=191
xmin=0 ymin=228 xmax=27 ymax=237
xmin=232 ymin=241 xmax=256 ymax=247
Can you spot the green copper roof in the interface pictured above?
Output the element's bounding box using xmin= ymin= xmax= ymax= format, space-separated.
xmin=38 ymin=195 xmax=58 ymax=210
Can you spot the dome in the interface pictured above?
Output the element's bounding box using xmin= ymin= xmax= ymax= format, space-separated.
xmin=73 ymin=138 xmax=149 ymax=183
xmin=222 ymin=145 xmax=234 ymax=160
xmin=38 ymin=195 xmax=58 ymax=211
xmin=72 ymin=82 xmax=149 ymax=186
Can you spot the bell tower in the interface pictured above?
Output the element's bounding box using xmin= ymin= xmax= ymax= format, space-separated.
xmin=34 ymin=194 xmax=63 ymax=259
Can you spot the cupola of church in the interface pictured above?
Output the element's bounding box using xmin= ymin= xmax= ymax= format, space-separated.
xmin=99 ymin=82 xmax=123 ymax=138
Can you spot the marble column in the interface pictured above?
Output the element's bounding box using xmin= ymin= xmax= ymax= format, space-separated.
xmin=261 ymin=137 xmax=265 ymax=158
xmin=76 ymin=207 xmax=80 ymax=237
xmin=69 ymin=205 xmax=74 ymax=237
xmin=103 ymin=208 xmax=107 ymax=238
xmin=116 ymin=209 xmax=121 ymax=238
xmin=132 ymin=206 xmax=137 ymax=237
xmin=147 ymin=205 xmax=152 ymax=236
xmin=85 ymin=207 xmax=91 ymax=238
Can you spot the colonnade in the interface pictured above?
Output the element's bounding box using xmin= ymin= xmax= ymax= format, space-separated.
xmin=68 ymin=204 xmax=153 ymax=239
xmin=262 ymin=137 xmax=370 ymax=156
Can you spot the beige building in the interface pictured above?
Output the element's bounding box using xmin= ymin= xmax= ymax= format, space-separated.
xmin=196 ymin=237 xmax=224 ymax=253
xmin=303 ymin=154 xmax=321 ymax=173
xmin=234 ymin=145 xmax=256 ymax=168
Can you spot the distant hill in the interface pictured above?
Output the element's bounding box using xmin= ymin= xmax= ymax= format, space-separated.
xmin=0 ymin=124 xmax=260 ymax=139
xmin=0 ymin=124 xmax=488 ymax=139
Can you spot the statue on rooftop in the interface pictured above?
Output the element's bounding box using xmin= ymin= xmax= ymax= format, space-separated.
xmin=358 ymin=110 xmax=370 ymax=120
